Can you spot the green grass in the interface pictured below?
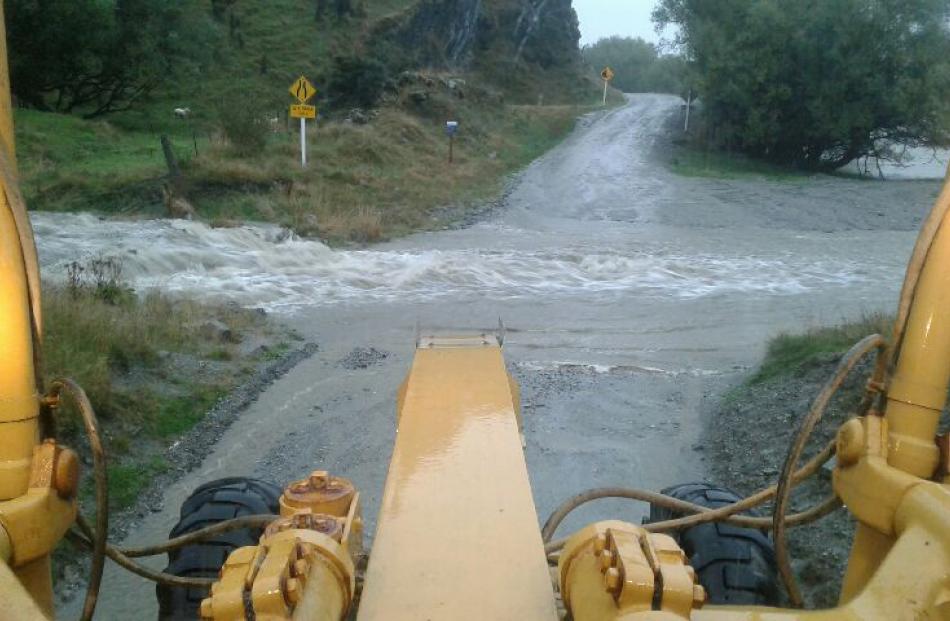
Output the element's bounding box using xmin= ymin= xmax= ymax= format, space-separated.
xmin=258 ymin=341 xmax=292 ymax=362
xmin=41 ymin=265 xmax=280 ymax=514
xmin=16 ymin=108 xmax=198 ymax=213
xmin=669 ymin=144 xmax=810 ymax=181
xmin=48 ymin=277 xmax=278 ymax=585
xmin=109 ymin=0 xmax=420 ymax=133
xmin=152 ymin=387 xmax=228 ymax=438
xmin=43 ymin=283 xmax=259 ymax=440
xmin=77 ymin=457 xmax=168 ymax=514
xmin=16 ymin=0 xmax=594 ymax=241
xmin=105 ymin=457 xmax=170 ymax=511
xmin=751 ymin=314 xmax=892 ymax=384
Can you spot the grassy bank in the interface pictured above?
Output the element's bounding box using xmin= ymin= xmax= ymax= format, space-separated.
xmin=750 ymin=314 xmax=892 ymax=384
xmin=43 ymin=259 xmax=291 ymax=512
xmin=18 ymin=88 xmax=589 ymax=243
xmin=667 ymin=142 xmax=809 ymax=181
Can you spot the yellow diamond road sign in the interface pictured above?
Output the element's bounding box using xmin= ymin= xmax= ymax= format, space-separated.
xmin=601 ymin=67 xmax=615 ymax=82
xmin=290 ymin=104 xmax=316 ymax=119
xmin=290 ymin=76 xmax=316 ymax=103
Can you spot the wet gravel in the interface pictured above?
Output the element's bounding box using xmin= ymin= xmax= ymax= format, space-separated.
xmin=338 ymin=347 xmax=391 ymax=370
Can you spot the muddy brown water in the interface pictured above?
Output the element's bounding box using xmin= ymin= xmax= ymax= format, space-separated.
xmin=46 ymin=94 xmax=942 ymax=618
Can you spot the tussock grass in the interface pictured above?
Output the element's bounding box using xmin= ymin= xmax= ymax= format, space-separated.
xmin=751 ymin=314 xmax=893 ymax=384
xmin=184 ymin=100 xmax=585 ymax=243
xmin=46 ymin=290 xmax=191 ymax=416
xmin=43 ymin=280 xmax=269 ymax=511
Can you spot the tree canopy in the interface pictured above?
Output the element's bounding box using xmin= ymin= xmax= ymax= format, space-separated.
xmin=654 ymin=0 xmax=950 ymax=170
xmin=6 ymin=0 xmax=213 ymax=117
xmin=582 ymin=36 xmax=686 ymax=95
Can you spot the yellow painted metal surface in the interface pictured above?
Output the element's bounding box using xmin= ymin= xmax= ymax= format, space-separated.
xmin=0 ymin=6 xmax=74 ymax=615
xmin=0 ymin=3 xmax=14 ymax=162
xmin=0 ymin=0 xmax=41 ymax=345
xmin=554 ymin=483 xmax=950 ymax=621
xmin=885 ymin=179 xmax=950 ymax=478
xmin=0 ymin=442 xmax=76 ymax=567
xmin=0 ymin=196 xmax=38 ymax=500
xmin=0 ymin=0 xmax=41 ymax=503
xmin=289 ymin=76 xmax=316 ymax=103
xmin=689 ymin=485 xmax=950 ymax=621
xmin=357 ymin=338 xmax=557 ymax=620
xmin=0 ymin=558 xmax=48 ymax=621
xmin=838 ymin=522 xmax=893 ymax=604
xmin=10 ymin=556 xmax=53 ymax=619
xmin=201 ymin=531 xmax=356 ymax=621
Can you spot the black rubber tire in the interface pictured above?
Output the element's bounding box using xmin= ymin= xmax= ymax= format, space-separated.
xmin=156 ymin=477 xmax=281 ymax=620
xmin=647 ymin=482 xmax=780 ymax=606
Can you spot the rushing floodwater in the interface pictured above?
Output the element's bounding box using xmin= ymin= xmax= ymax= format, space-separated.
xmin=32 ymin=211 xmax=879 ymax=311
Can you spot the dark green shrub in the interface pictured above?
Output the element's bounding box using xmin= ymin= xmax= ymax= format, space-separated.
xmin=217 ymin=104 xmax=269 ymax=156
xmin=327 ymin=55 xmax=389 ymax=109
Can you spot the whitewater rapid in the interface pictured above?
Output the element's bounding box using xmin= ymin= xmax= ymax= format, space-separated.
xmin=32 ymin=212 xmax=878 ymax=312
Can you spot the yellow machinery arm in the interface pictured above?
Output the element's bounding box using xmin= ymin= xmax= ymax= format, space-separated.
xmin=0 ymin=1 xmax=79 ymax=618
xmin=356 ymin=335 xmax=557 ymax=620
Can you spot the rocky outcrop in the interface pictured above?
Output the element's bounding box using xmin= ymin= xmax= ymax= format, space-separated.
xmin=375 ymin=0 xmax=579 ymax=70
xmin=501 ymin=0 xmax=580 ymax=67
xmin=382 ymin=0 xmax=483 ymax=68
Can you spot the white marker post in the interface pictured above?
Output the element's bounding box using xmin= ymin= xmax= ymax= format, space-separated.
xmin=300 ymin=117 xmax=307 ymax=167
xmin=600 ymin=67 xmax=613 ymax=106
xmin=684 ymin=88 xmax=692 ymax=133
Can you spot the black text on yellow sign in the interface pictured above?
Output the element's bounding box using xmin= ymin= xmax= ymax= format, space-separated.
xmin=290 ymin=104 xmax=317 ymax=119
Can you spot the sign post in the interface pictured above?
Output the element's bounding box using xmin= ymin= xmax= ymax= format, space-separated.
xmin=600 ymin=67 xmax=614 ymax=106
xmin=445 ymin=121 xmax=459 ymax=164
xmin=684 ymin=88 xmax=693 ymax=132
xmin=289 ymin=76 xmax=317 ymax=168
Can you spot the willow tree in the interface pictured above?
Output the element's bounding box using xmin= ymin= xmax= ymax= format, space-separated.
xmin=655 ymin=0 xmax=950 ymax=170
xmin=6 ymin=0 xmax=211 ymax=117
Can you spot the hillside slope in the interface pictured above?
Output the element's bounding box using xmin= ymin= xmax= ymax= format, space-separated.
xmin=13 ymin=0 xmax=604 ymax=241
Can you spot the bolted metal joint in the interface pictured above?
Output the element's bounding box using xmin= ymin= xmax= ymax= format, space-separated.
xmin=201 ymin=471 xmax=362 ymax=620
xmin=265 ymin=510 xmax=345 ymax=542
xmin=559 ymin=521 xmax=705 ymax=621
xmin=280 ymin=470 xmax=356 ymax=517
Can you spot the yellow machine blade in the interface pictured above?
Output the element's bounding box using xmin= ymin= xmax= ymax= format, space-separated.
xmin=357 ymin=335 xmax=558 ymax=621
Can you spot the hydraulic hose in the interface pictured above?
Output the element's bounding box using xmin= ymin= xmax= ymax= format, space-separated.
xmin=772 ymin=334 xmax=886 ymax=607
xmin=46 ymin=379 xmax=108 ymax=621
xmin=544 ymin=332 xmax=887 ymax=609
xmin=542 ymin=436 xmax=837 ymax=545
